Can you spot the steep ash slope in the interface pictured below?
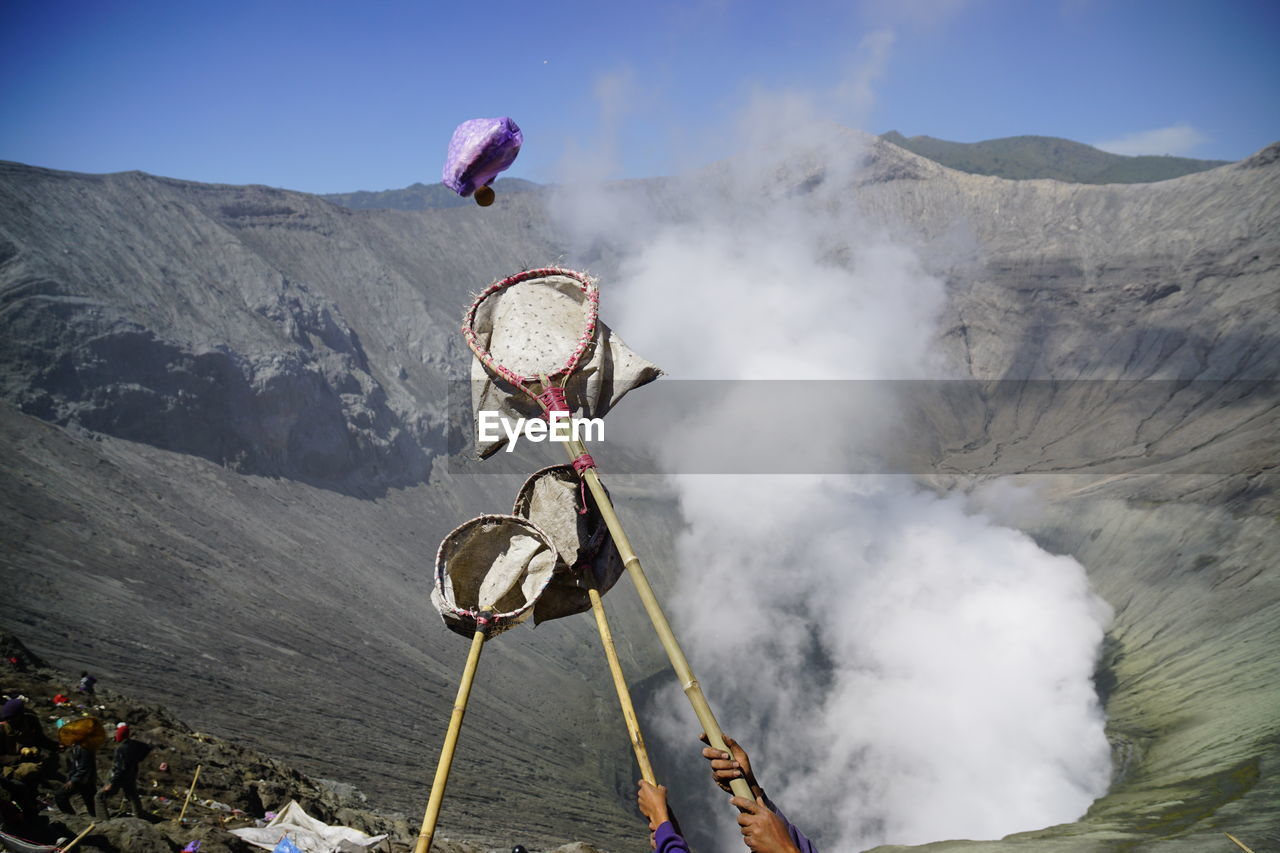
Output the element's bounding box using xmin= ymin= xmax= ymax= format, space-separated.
xmin=1 ymin=628 xmax=609 ymax=853
xmin=0 ymin=164 xmax=679 ymax=851
xmin=1 ymin=139 xmax=1278 ymax=852
xmin=0 ymin=164 xmax=564 ymax=493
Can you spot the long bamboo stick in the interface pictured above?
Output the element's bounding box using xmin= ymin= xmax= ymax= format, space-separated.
xmin=59 ymin=822 xmax=95 ymax=852
xmin=587 ymin=585 xmax=655 ymax=783
xmin=1225 ymin=833 xmax=1256 ymax=853
xmin=176 ymin=763 xmax=202 ymax=825
xmin=414 ymin=613 xmax=490 ymax=853
xmin=561 ymin=436 xmax=752 ymax=802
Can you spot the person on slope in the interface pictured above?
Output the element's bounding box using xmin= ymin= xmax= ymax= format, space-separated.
xmin=1 ymin=697 xmax=56 ymax=782
xmin=77 ymin=672 xmax=97 ymax=696
xmin=55 ymin=737 xmax=98 ymax=816
xmin=637 ymin=778 xmax=690 ymax=852
xmin=1 ymin=697 xmax=59 ymax=827
xmin=97 ymin=722 xmax=151 ymax=817
xmin=700 ymin=733 xmax=818 ymax=853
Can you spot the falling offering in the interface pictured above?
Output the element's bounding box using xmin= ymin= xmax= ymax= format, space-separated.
xmin=441 ymin=117 xmax=523 ymax=207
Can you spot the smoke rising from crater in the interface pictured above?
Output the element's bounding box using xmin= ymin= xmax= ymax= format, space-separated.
xmin=551 ymin=79 xmax=1113 ymax=850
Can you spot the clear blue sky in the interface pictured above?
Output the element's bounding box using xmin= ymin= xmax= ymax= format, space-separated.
xmin=2 ymin=0 xmax=1276 ymax=194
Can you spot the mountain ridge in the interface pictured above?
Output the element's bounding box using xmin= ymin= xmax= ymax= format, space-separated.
xmin=878 ymin=130 xmax=1232 ymax=183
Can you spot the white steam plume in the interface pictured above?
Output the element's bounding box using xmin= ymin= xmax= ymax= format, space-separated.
xmin=551 ymin=80 xmax=1112 ymax=851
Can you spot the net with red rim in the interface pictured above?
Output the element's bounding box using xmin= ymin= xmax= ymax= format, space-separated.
xmin=461 ymin=267 xmax=599 ymax=398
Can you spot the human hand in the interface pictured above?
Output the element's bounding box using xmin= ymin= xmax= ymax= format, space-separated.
xmin=636 ymin=779 xmax=671 ymax=831
xmin=729 ymin=795 xmax=801 ymax=853
xmin=700 ymin=732 xmax=758 ymax=794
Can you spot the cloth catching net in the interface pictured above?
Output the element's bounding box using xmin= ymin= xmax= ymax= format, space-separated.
xmin=513 ymin=464 xmax=625 ymax=624
xmin=458 ymin=264 xmax=757 ymax=803
xmin=430 ymin=514 xmax=564 ymax=638
xmin=463 ymin=267 xmax=661 ymax=458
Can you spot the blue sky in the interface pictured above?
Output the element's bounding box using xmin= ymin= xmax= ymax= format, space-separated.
xmin=2 ymin=0 xmax=1276 ymax=194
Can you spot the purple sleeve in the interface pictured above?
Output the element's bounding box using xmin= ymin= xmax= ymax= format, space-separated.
xmin=763 ymin=795 xmax=819 ymax=853
xmin=654 ymin=820 xmax=691 ymax=853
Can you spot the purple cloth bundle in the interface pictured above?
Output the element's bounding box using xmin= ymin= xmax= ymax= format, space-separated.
xmin=441 ymin=117 xmax=523 ymax=197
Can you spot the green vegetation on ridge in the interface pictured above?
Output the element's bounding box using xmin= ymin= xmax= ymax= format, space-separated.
xmin=880 ymin=131 xmax=1231 ymax=183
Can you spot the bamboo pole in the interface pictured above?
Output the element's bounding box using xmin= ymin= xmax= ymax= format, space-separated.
xmin=1225 ymin=833 xmax=1256 ymax=853
xmin=175 ymin=764 xmax=202 ymax=825
xmin=59 ymin=822 xmax=95 ymax=852
xmin=560 ymin=435 xmax=752 ymax=802
xmin=414 ymin=612 xmax=490 ymax=853
xmin=587 ymin=585 xmax=656 ymax=783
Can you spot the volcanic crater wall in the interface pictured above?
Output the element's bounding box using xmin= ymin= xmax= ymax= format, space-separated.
xmin=1 ymin=140 xmax=1278 ymax=852
xmin=0 ymin=165 xmax=563 ymax=493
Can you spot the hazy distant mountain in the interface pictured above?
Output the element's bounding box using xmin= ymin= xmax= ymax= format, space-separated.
xmin=320 ymin=134 xmax=1228 ymax=216
xmin=880 ymin=130 xmax=1231 ymax=183
xmin=322 ymin=176 xmax=542 ymax=210
xmin=1 ymin=136 xmax=1277 ymax=851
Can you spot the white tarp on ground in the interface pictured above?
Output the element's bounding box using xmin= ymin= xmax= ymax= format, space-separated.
xmin=229 ymin=800 xmax=388 ymax=853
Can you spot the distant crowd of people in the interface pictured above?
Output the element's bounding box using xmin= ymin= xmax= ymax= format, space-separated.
xmin=1 ymin=669 xmax=155 ymax=837
xmin=8 ymin=654 xmax=812 ymax=851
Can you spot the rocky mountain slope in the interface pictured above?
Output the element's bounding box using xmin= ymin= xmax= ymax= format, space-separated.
xmin=1 ymin=134 xmax=1277 ymax=852
xmin=1 ymin=628 xmax=601 ymax=853
xmin=0 ymin=161 xmax=681 ymax=851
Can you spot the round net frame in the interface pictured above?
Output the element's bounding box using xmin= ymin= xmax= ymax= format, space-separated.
xmin=431 ymin=514 xmax=564 ymax=638
xmin=461 ymin=267 xmax=599 ymax=410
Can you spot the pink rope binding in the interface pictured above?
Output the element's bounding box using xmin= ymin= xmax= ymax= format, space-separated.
xmin=536 ymin=386 xmax=570 ymax=418
xmin=572 ymin=453 xmax=596 ymax=515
